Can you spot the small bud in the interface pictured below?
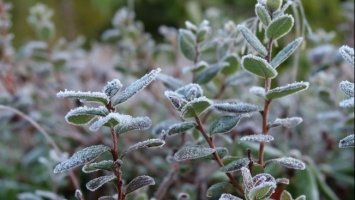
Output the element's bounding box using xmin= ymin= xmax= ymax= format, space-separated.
xmin=266 ymin=0 xmax=282 ymax=13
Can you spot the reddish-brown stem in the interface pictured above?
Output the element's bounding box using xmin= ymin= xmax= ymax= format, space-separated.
xmin=194 ymin=116 xmax=244 ymax=194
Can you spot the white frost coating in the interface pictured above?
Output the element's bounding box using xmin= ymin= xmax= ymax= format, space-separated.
xmin=266 ymin=81 xmax=309 ymax=99
xmin=249 ymin=86 xmax=266 ymax=97
xmin=339 ymin=45 xmax=354 ymax=66
xmin=219 ymin=193 xmax=242 ymax=200
xmin=339 ymin=134 xmax=354 ymax=148
xmin=269 ymin=157 xmax=306 ymax=170
xmin=247 ymin=181 xmax=276 ymax=200
xmin=271 ymin=37 xmax=303 ymax=68
xmin=82 ymin=160 xmax=114 ymax=173
xmin=113 ymin=68 xmax=161 ymax=105
xmin=53 ymin=145 xmax=110 ymax=174
xmin=166 ymin=121 xmax=196 ymax=136
xmin=221 ymin=158 xmax=250 ymax=172
xmin=339 ymin=80 xmax=354 ymax=97
xmin=241 ymin=167 xmax=253 ymax=191
xmin=89 ymin=113 xmax=132 ymax=132
xmin=272 ymin=117 xmax=303 ymax=128
xmin=176 ymin=83 xmax=204 ymax=101
xmin=240 ymin=134 xmax=274 ymax=143
xmin=339 ymin=97 xmax=354 ymax=108
xmin=65 ymin=106 xmax=109 ymax=125
xmin=174 ymin=145 xmax=215 ymax=161
xmin=103 ymin=79 xmax=122 ymax=97
xmin=276 ymin=178 xmax=290 ymax=185
xmin=125 ymin=175 xmax=155 ymax=194
xmin=115 ymin=116 xmax=152 ymax=134
xmin=164 ymin=90 xmax=188 ymax=110
xmin=237 ymin=25 xmax=267 ymax=56
xmin=209 ymin=116 xmax=242 ymax=135
xmin=57 ymin=90 xmax=109 ymax=105
xmin=124 ymin=139 xmax=165 ymax=156
xmin=214 ymin=102 xmax=259 ymax=114
xmin=241 ymin=54 xmax=277 ymax=78
xmin=86 ymin=174 xmax=116 ymax=191
xmin=180 ymin=96 xmax=212 ymax=118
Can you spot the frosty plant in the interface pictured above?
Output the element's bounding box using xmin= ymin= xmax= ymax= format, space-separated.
xmin=338 ymin=45 xmax=354 ymax=149
xmin=54 ymin=68 xmax=163 ymax=200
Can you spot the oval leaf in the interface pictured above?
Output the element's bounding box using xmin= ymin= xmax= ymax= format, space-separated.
xmin=213 ymin=102 xmax=259 ymax=115
xmin=179 ymin=29 xmax=196 ymax=61
xmin=166 ymin=121 xmax=196 ymax=136
xmin=54 ymin=145 xmax=110 ymax=174
xmin=200 ymin=147 xmax=229 ymax=160
xmin=82 ymin=160 xmax=114 ymax=173
xmin=222 ymin=54 xmax=239 ymax=75
xmin=271 ymin=117 xmax=303 ymax=128
xmin=86 ymin=175 xmax=116 ymax=191
xmin=113 ymin=68 xmax=161 ymax=105
xmin=125 ymin=175 xmax=155 ymax=195
xmin=115 ymin=116 xmax=152 ymax=134
xmin=255 ymin=4 xmax=271 ymax=27
xmin=220 ymin=158 xmax=250 ymax=172
xmin=209 ymin=115 xmax=242 ymax=135
xmin=180 ymin=97 xmax=212 ymax=118
xmin=241 ymin=167 xmax=253 ymax=191
xmin=339 ymin=134 xmax=354 ymax=148
xmin=195 ymin=63 xmax=223 ymax=84
xmin=89 ymin=113 xmax=133 ymax=131
xmin=280 ymin=190 xmax=293 ymax=200
xmin=57 ymin=90 xmax=109 ymax=105
xmin=65 ymin=106 xmax=108 ymax=125
xmin=176 ymin=83 xmax=203 ymax=101
xmin=339 ymin=80 xmax=354 ymax=97
xmin=267 ymin=157 xmax=306 ymax=170
xmin=248 ymin=182 xmax=276 ymax=200
xmin=103 ymin=79 xmax=122 ymax=97
xmin=174 ymin=145 xmax=215 ymax=162
xmin=122 ymin=139 xmax=165 ymax=158
xmin=241 ymin=55 xmax=278 ymax=78
xmin=266 ymin=15 xmax=294 ymax=40
xmin=266 ymin=82 xmax=309 ymax=100
xmin=158 ymin=73 xmax=184 ymax=90
xmin=271 ymin=37 xmax=303 ymax=68
xmin=237 ymin=25 xmax=267 ymax=56
xmin=240 ymin=134 xmax=274 ymax=143
xmin=206 ymin=182 xmax=235 ymax=199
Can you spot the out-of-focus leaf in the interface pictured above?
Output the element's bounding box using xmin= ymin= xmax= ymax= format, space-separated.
xmin=219 ymin=193 xmax=242 ymax=200
xmin=240 ymin=134 xmax=274 ymax=143
xmin=174 ymin=145 xmax=215 ymax=161
xmin=339 ymin=45 xmax=354 ymax=66
xmin=86 ymin=175 xmax=116 ymax=191
xmin=125 ymin=175 xmax=155 ymax=195
xmin=339 ymin=81 xmax=354 ymax=97
xmin=255 ymin=4 xmax=271 ymax=27
xmin=339 ymin=134 xmax=354 ymax=148
xmin=194 ymin=63 xmax=223 ymax=84
xmin=65 ymin=106 xmax=108 ymax=125
xmin=209 ymin=115 xmax=242 ymax=135
xmin=222 ymin=54 xmax=239 ymax=75
xmin=179 ymin=29 xmax=196 ymax=61
xmin=220 ymin=158 xmax=249 ymax=172
xmin=237 ymin=25 xmax=267 ymax=56
xmin=206 ymin=182 xmax=235 ymax=199
xmin=266 ymin=157 xmax=306 ymax=170
xmin=165 ymin=121 xmax=196 ymax=136
xmin=122 ymin=139 xmax=165 ymax=158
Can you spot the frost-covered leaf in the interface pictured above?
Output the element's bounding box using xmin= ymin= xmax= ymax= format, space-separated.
xmin=267 ymin=157 xmax=306 ymax=170
xmin=65 ymin=106 xmax=109 ymax=125
xmin=241 ymin=55 xmax=278 ymax=78
xmin=295 ymin=195 xmax=306 ymax=200
xmin=75 ymin=189 xmax=83 ymax=200
xmin=241 ymin=167 xmax=253 ymax=191
xmin=339 ymin=80 xmax=354 ymax=97
xmin=339 ymin=97 xmax=354 ymax=108
xmin=219 ymin=193 xmax=242 ymax=200
xmin=266 ymin=15 xmax=294 ymax=40
xmin=194 ymin=63 xmax=223 ymax=84
xmin=115 ymin=116 xmax=152 ymax=134
xmin=276 ymin=178 xmax=290 ymax=185
xmin=339 ymin=45 xmax=354 ymax=66
xmin=187 ymin=61 xmax=209 ymax=73
xmin=240 ymin=134 xmax=274 ymax=143
xmin=174 ymin=145 xmax=215 ymax=161
xmin=271 ymin=117 xmax=303 ymax=128
xmin=113 ymin=68 xmax=161 ymax=105
xmin=209 ymin=115 xmax=242 ymax=135
xmin=82 ymin=160 xmax=114 ymax=173
xmin=339 ymin=134 xmax=354 ymax=148
xmin=214 ymin=102 xmax=259 ymax=115
xmin=266 ymin=0 xmax=282 ymax=12
xmin=271 ymin=37 xmax=303 ymax=68
xmin=57 ymin=90 xmax=109 ymax=105
xmin=220 ymin=158 xmax=250 ymax=172
xmin=89 ymin=113 xmax=132 ymax=131
xmin=54 ymin=145 xmax=110 ymax=174
xmin=125 ymin=175 xmax=155 ymax=195
xmin=158 ymin=73 xmax=184 ymax=90
xmin=176 ymin=83 xmax=203 ymax=101
xmin=179 ymin=29 xmax=196 ymax=61
xmin=103 ymin=79 xmax=122 ymax=97
xmin=180 ymin=97 xmax=212 ymax=118
xmin=206 ymin=182 xmax=235 ymax=199
xmin=152 ymin=119 xmax=178 ymax=136
xmin=200 ymin=147 xmax=229 ymax=160
xmin=237 ymin=25 xmax=267 ymax=56
xmin=247 ymin=182 xmax=276 ymax=200
xmin=280 ymin=190 xmax=293 ymax=200
xmin=249 ymin=86 xmax=266 ymax=98
xmin=164 ymin=91 xmax=188 ymax=111
xmin=222 ymin=54 xmax=239 ymax=75
xmin=165 ymin=121 xmax=196 ymax=136
xmin=266 ymin=82 xmax=309 ymax=100
xmin=255 ymin=4 xmax=271 ymax=27
xmin=86 ymin=174 xmax=116 ymax=191
xmin=122 ymin=139 xmax=165 ymax=157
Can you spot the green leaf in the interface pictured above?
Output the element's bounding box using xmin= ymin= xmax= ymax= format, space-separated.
xmin=125 ymin=175 xmax=155 ymax=195
xmin=220 ymin=158 xmax=250 ymax=172
xmin=89 ymin=113 xmax=133 ymax=131
xmin=54 ymin=145 xmax=110 ymax=174
xmin=241 ymin=167 xmax=253 ymax=191
xmin=65 ymin=106 xmax=109 ymax=125
xmin=113 ymin=68 xmax=161 ymax=105
xmin=280 ymin=190 xmax=293 ymax=200
xmin=179 ymin=29 xmax=196 ymax=61
xmin=339 ymin=134 xmax=354 ymax=148
xmin=164 ymin=91 xmax=188 ymax=111
xmin=194 ymin=63 xmax=223 ymax=84
xmin=86 ymin=174 xmax=116 ymax=191
xmin=157 ymin=73 xmax=185 ymax=90
xmin=271 ymin=37 xmax=303 ymax=68
xmin=82 ymin=160 xmax=114 ymax=173
xmin=180 ymin=97 xmax=212 ymax=118
xmin=266 ymin=82 xmax=309 ymax=100
xmin=174 ymin=145 xmax=215 ymax=161
xmin=176 ymin=83 xmax=203 ymax=101
xmin=266 ymin=15 xmax=294 ymax=40
xmin=200 ymin=147 xmax=229 ymax=160
xmin=57 ymin=90 xmax=109 ymax=105
xmin=289 ymin=166 xmax=319 ymax=200
xmin=222 ymin=54 xmax=239 ymax=75
xmin=255 ymin=4 xmax=271 ymax=27
xmin=266 ymin=157 xmax=306 ymax=170
xmin=209 ymin=115 xmax=242 ymax=135
xmin=165 ymin=121 xmax=196 ymax=136
xmin=122 ymin=139 xmax=165 ymax=158
xmin=206 ymin=182 xmax=235 ymax=199
xmin=115 ymin=116 xmax=152 ymax=134
xmin=213 ymin=102 xmax=259 ymax=115
xmin=241 ymin=55 xmax=278 ymax=78
xmin=237 ymin=25 xmax=267 ymax=57
xmin=266 ymin=0 xmax=282 ymax=12
xmin=247 ymin=182 xmax=276 ymax=200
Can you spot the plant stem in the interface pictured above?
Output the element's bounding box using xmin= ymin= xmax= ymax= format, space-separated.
xmin=258 ymin=39 xmax=274 ymax=166
xmin=194 ymin=116 xmax=244 ymax=194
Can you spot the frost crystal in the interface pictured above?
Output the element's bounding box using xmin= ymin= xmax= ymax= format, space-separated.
xmin=125 ymin=175 xmax=155 ymax=194
xmin=103 ymin=79 xmax=122 ymax=97
xmin=56 ymin=90 xmax=109 ymax=105
xmin=86 ymin=174 xmax=116 ymax=191
xmin=220 ymin=158 xmax=250 ymax=172
xmin=214 ymin=102 xmax=259 ymax=115
xmin=174 ymin=146 xmax=216 ymax=161
xmin=123 ymin=139 xmax=165 ymax=157
xmin=164 ymin=90 xmax=187 ymax=110
xmin=180 ymin=96 xmax=212 ymax=118
xmin=272 ymin=117 xmax=303 ymax=128
xmin=339 ymin=97 xmax=354 ymax=108
xmin=339 ymin=134 xmax=354 ymax=148
xmin=339 ymin=45 xmax=354 ymax=66
xmin=339 ymin=80 xmax=354 ymax=97
xmin=166 ymin=121 xmax=196 ymax=136
xmin=219 ymin=193 xmax=242 ymax=200
xmin=65 ymin=106 xmax=109 ymax=125
xmin=268 ymin=157 xmax=306 ymax=170
xmin=266 ymin=81 xmax=309 ymax=100
xmin=241 ymin=167 xmax=253 ymax=191
xmin=113 ymin=68 xmax=161 ymax=105
xmin=176 ymin=83 xmax=204 ymax=101
xmin=240 ymin=134 xmax=274 ymax=143
xmin=53 ymin=145 xmax=110 ymax=174
xmin=115 ymin=116 xmax=152 ymax=134
xmin=89 ymin=113 xmax=132 ymax=132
